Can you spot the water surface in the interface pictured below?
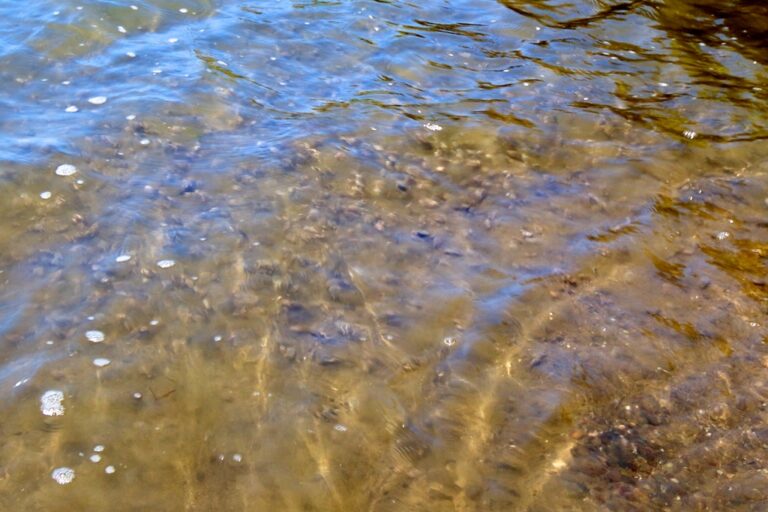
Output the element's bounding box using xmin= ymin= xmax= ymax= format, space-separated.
xmin=1 ymin=0 xmax=768 ymax=510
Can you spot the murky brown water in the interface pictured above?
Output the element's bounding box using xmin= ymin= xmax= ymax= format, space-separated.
xmin=1 ymin=0 xmax=768 ymax=510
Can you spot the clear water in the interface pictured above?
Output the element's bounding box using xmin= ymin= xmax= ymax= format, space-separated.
xmin=0 ymin=0 xmax=767 ymax=510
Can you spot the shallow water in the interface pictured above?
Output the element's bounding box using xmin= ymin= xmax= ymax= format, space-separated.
xmin=1 ymin=0 xmax=767 ymax=510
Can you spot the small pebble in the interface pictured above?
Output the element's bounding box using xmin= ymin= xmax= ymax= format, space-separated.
xmin=65 ymin=105 xmax=78 ymax=113
xmin=168 ymin=37 xmax=178 ymax=43
xmin=88 ymin=96 xmax=107 ymax=105
xmin=90 ymin=454 xmax=101 ymax=463
xmin=133 ymin=392 xmax=143 ymax=399
xmin=232 ymin=454 xmax=242 ymax=463
xmin=105 ymin=465 xmax=116 ymax=474
xmin=126 ymin=114 xmax=136 ymax=120
xmin=126 ymin=51 xmax=136 ymax=58
xmin=85 ymin=330 xmax=105 ymax=343
xmin=118 ymin=25 xmax=126 ymax=34
xmin=115 ymin=255 xmax=131 ymax=263
xmin=140 ymin=138 xmax=150 ymax=145
xmin=157 ymin=259 xmax=175 ymax=269
xmin=52 ymin=467 xmax=75 ymax=485
xmin=179 ymin=8 xmax=188 ymax=13
xmin=93 ymin=358 xmax=111 ymax=368
xmin=40 ymin=191 xmax=52 ymax=200
xmin=93 ymin=445 xmax=105 ymax=453
xmin=55 ymin=164 xmax=77 ymax=176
